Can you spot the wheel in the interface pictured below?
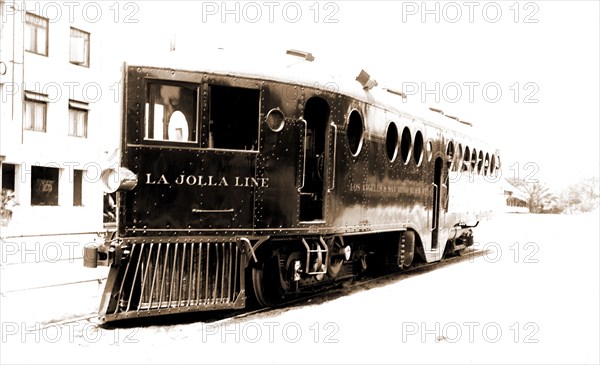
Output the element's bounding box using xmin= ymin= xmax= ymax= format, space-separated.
xmin=338 ymin=276 xmax=354 ymax=289
xmin=251 ymin=255 xmax=282 ymax=307
xmin=327 ymin=236 xmax=348 ymax=278
xmin=455 ymin=247 xmax=467 ymax=256
xmin=400 ymin=231 xmax=415 ymax=268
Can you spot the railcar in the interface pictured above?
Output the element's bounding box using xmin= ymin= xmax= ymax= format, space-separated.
xmin=86 ymin=49 xmax=501 ymax=323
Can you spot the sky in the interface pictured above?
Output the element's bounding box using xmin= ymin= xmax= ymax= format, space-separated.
xmin=88 ymin=0 xmax=599 ymax=192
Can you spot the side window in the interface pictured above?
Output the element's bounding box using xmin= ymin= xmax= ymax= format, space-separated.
xmin=446 ymin=141 xmax=455 ymax=169
xmin=413 ymin=130 xmax=424 ymax=166
xmin=455 ymin=144 xmax=463 ymax=172
xmin=471 ymin=148 xmax=478 ymax=172
xmin=385 ymin=122 xmax=398 ymax=162
xmin=207 ymin=85 xmax=260 ymax=151
xmin=347 ymin=110 xmax=364 ymax=156
xmin=145 ymin=82 xmax=198 ymax=143
xmin=463 ymin=146 xmax=471 ymax=172
xmin=400 ymin=126 xmax=412 ymax=164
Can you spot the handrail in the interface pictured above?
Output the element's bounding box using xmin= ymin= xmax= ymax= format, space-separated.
xmin=431 ymin=183 xmax=438 ymax=231
xmin=297 ymin=118 xmax=308 ymax=192
xmin=239 ymin=237 xmax=257 ymax=263
xmin=328 ymin=123 xmax=338 ymax=192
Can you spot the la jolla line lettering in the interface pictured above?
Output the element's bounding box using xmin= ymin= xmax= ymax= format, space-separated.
xmin=145 ymin=174 xmax=269 ymax=188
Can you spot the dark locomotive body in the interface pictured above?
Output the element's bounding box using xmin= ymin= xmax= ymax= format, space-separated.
xmin=91 ymin=52 xmax=500 ymax=323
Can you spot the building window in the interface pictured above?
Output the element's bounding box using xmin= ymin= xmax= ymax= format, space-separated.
xmin=25 ymin=12 xmax=49 ymax=56
xmin=24 ymin=92 xmax=48 ymax=132
xmin=70 ymin=27 xmax=90 ymax=67
xmin=73 ymin=169 xmax=83 ymax=206
xmin=1 ymin=163 xmax=17 ymax=212
xmin=1 ymin=163 xmax=17 ymax=222
xmin=1 ymin=163 xmax=16 ymax=192
xmin=31 ymin=166 xmax=59 ymax=206
xmin=69 ymin=100 xmax=88 ymax=138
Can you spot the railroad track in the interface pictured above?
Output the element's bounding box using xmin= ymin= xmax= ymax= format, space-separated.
xmin=32 ymin=247 xmax=486 ymax=331
xmin=212 ymin=246 xmax=487 ymax=325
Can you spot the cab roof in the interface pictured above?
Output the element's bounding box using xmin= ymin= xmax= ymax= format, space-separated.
xmin=126 ymin=48 xmax=491 ymax=148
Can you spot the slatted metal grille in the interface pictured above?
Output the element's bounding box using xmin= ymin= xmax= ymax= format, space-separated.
xmin=108 ymin=241 xmax=245 ymax=319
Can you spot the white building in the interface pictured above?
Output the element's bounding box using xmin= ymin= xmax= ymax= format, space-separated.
xmin=1 ymin=0 xmax=105 ymax=237
xmin=501 ymin=178 xmax=529 ymax=213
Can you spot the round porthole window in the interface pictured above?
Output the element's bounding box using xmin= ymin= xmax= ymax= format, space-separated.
xmin=386 ymin=122 xmax=399 ymax=162
xmin=426 ymin=140 xmax=433 ymax=162
xmin=266 ymin=108 xmax=285 ymax=132
xmin=455 ymin=143 xmax=463 ymax=172
xmin=446 ymin=141 xmax=455 ymax=168
xmin=414 ymin=130 xmax=424 ymax=166
xmin=400 ymin=127 xmax=412 ymax=164
xmin=463 ymin=146 xmax=471 ymax=172
xmin=347 ymin=110 xmax=364 ymax=156
xmin=484 ymin=152 xmax=490 ymax=176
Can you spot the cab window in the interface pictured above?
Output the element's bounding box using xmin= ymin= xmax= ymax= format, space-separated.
xmin=145 ymin=82 xmax=198 ymax=143
xmin=207 ymin=85 xmax=260 ymax=151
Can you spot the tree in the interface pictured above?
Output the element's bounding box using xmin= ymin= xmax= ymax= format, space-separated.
xmin=507 ymin=178 xmax=558 ymax=213
xmin=558 ymin=177 xmax=599 ymax=214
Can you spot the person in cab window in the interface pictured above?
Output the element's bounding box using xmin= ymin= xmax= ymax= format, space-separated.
xmin=167 ymin=110 xmax=189 ymax=142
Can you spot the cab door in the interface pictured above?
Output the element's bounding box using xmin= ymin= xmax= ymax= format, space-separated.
xmin=299 ymin=96 xmax=331 ymax=222
xmin=196 ymin=79 xmax=262 ymax=229
xmin=254 ymin=93 xmax=334 ymax=228
xmin=431 ymin=157 xmax=443 ymax=250
xmin=431 ymin=154 xmax=449 ymax=251
xmin=254 ymin=85 xmax=304 ymax=229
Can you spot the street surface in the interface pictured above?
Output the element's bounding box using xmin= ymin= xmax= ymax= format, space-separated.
xmin=1 ymin=212 xmax=599 ymax=364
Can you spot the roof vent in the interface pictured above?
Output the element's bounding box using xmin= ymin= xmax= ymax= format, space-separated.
xmin=385 ymin=88 xmax=407 ymax=100
xmin=356 ymin=69 xmax=378 ymax=90
xmin=445 ymin=113 xmax=473 ymax=127
xmin=286 ymin=49 xmax=315 ymax=61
